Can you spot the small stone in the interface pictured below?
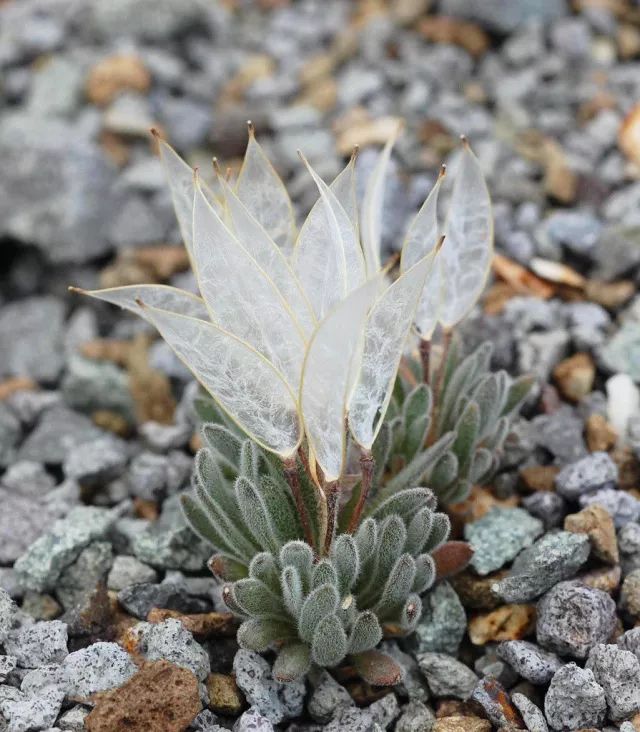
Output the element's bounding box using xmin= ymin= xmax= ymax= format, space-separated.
xmin=468 ymin=604 xmax=536 ymax=645
xmin=85 ymin=660 xmax=201 ymax=732
xmin=57 ymin=704 xmax=90 ymax=731
xmin=586 ymin=414 xmax=618 ymax=452
xmin=127 ymin=451 xmax=171 ymax=501
xmin=136 ymin=618 xmax=210 ymax=681
xmin=307 ymin=670 xmax=353 ymax=723
xmin=497 ymin=640 xmax=563 ymax=686
xmin=600 ymin=322 xmax=640 ymax=383
xmin=511 ymin=693 xmax=548 ymax=732
xmin=449 ymin=570 xmax=505 ymax=610
xmin=21 ymin=591 xmax=62 ymax=621
xmin=118 ymin=582 xmax=208 ymax=620
xmin=56 ymin=542 xmax=113 ymax=610
xmin=324 ymin=705 xmax=377 ymax=732
xmin=86 ymin=54 xmax=151 ymax=107
xmin=139 ymin=420 xmax=192 ymax=452
xmin=555 ymin=451 xmax=619 ymax=499
xmin=465 ymin=507 xmax=543 ymax=576
xmin=207 ymin=673 xmax=244 ymax=716
xmin=531 ymin=408 xmax=587 ymax=463
xmin=234 ymin=707 xmax=274 ymax=731
xmin=0 ymin=588 xmax=17 ymax=643
xmin=564 ymin=504 xmax=619 ymax=564
xmin=395 ymin=700 xmax=436 ymax=732
xmin=519 ymin=465 xmax=559 ymax=492
xmin=63 ymin=642 xmax=137 ymax=697
xmin=0 ymin=685 xmax=65 ymax=732
xmin=433 ymin=716 xmax=490 ymax=732
xmin=0 ymin=489 xmax=59 ymax=565
xmin=146 ymin=609 xmax=236 ymax=640
xmin=63 ymin=435 xmax=128 ymax=485
xmin=14 ymin=506 xmax=115 ymax=592
xmin=544 ymin=663 xmax=606 ymax=731
xmin=522 ymin=492 xmax=566 ymax=530
xmin=369 ymin=692 xmax=400 ymax=728
xmin=492 ymin=532 xmax=590 ymax=603
xmin=553 ymin=353 xmax=596 ymax=402
xmin=0 ymin=656 xmax=17 ymax=683
xmin=233 ymin=650 xmax=304 ymax=724
xmin=621 ymin=569 xmax=640 ymax=621
xmin=579 ymin=487 xmax=640 ymax=528
xmin=578 ymin=564 xmax=622 ymax=593
xmin=620 ymin=104 xmax=640 ymax=167
xmin=586 ymin=643 xmax=640 ymax=720
xmin=107 ymin=556 xmax=158 ymax=591
xmin=470 ymin=677 xmax=524 ymax=728
xmin=415 ymin=581 xmax=466 ymax=654
xmin=4 ymin=620 xmax=68 ymax=668
xmin=417 ymin=653 xmax=478 ymax=699
xmin=537 ymin=581 xmax=617 ymax=659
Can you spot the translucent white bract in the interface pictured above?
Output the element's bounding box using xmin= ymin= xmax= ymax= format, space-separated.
xmin=349 ymin=254 xmax=434 ymax=449
xmin=141 ymin=305 xmax=302 ymax=457
xmin=300 ymin=278 xmax=381 ymax=481
xmin=192 ymin=182 xmax=306 ymax=391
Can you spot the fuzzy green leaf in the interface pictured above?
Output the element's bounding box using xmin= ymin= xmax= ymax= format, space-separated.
xmin=412 ymin=554 xmax=436 ymax=593
xmin=382 ymin=431 xmax=456 ymax=495
xmin=180 ymin=494 xmax=236 ymax=558
xmin=399 ymin=593 xmax=422 ymax=632
xmin=248 ymin=553 xmax=281 ymax=594
xmin=332 ymin=534 xmax=360 ymax=595
xmin=202 ymin=423 xmax=241 ymax=473
xmin=299 ymin=584 xmax=339 ymax=643
xmin=348 ymin=611 xmax=383 ymax=654
xmin=208 ymin=554 xmax=248 ymax=582
xmin=354 ymin=518 xmax=378 ymax=566
xmin=370 ymin=487 xmax=434 ymax=524
xmin=423 ymin=512 xmax=450 ymax=552
xmin=405 ymin=508 xmax=434 ymax=556
xmin=259 ymin=475 xmax=303 ymax=545
xmin=239 ymin=439 xmax=261 ymax=484
xmin=235 ymin=476 xmax=279 ymax=553
xmin=233 ymin=578 xmax=285 ymax=617
xmin=312 ymin=559 xmax=338 ymax=589
xmin=470 ymin=447 xmax=493 ymax=483
xmin=311 ymin=614 xmax=348 ymax=667
xmin=280 ymin=541 xmax=314 ymax=593
xmin=428 ymin=450 xmax=458 ymax=493
xmin=484 ymin=416 xmax=509 ymax=453
xmin=273 ymin=643 xmax=312 ymax=682
xmin=402 ymin=384 xmax=432 ymax=460
xmin=374 ymin=553 xmax=416 ymax=620
xmin=237 ymin=617 xmax=296 ymax=652
xmin=502 ymin=374 xmax=534 ymax=416
xmin=451 ymin=401 xmax=480 ymax=476
xmin=281 ymin=565 xmax=304 ymax=617
xmin=371 ymin=421 xmax=392 ymax=488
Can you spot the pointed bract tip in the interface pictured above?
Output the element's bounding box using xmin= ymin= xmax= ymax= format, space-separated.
xmin=460 ymin=134 xmax=470 ymax=148
xmin=438 ymin=163 xmax=447 ymax=178
xmin=68 ymin=285 xmax=86 ymax=295
xmin=350 ymin=144 xmax=360 ymax=162
xmin=435 ymin=234 xmax=446 ymax=253
xmin=150 ymin=127 xmax=162 ymax=141
xmin=246 ymin=120 xmax=255 ymax=136
xmin=135 ymin=297 xmax=146 ymax=309
xmin=212 ymin=157 xmax=222 ymax=176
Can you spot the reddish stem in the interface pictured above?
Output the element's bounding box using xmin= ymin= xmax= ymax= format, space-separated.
xmin=283 ymin=457 xmax=315 ymax=551
xmin=347 ymin=449 xmax=375 ymax=534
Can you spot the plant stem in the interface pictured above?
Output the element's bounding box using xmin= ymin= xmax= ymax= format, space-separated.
xmin=323 ymin=481 xmax=341 ymax=556
xmin=283 ymin=457 xmax=315 ymax=551
xmin=419 ymin=339 xmax=431 ymax=384
xmin=347 ymin=449 xmax=375 ymax=534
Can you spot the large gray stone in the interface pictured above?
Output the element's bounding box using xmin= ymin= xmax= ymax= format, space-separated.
xmin=555 ymin=451 xmax=618 ymax=499
xmin=137 ymin=618 xmax=210 ymax=681
xmin=415 ymin=581 xmax=466 ymax=655
xmin=544 ymin=663 xmax=606 ymax=731
xmin=586 ymin=644 xmax=640 ymax=720
xmin=496 ymin=641 xmax=563 ymax=685
xmin=4 ymin=620 xmax=68 ymax=668
xmin=63 ymin=642 xmax=137 ymax=698
xmin=416 ymin=653 xmax=478 ymax=699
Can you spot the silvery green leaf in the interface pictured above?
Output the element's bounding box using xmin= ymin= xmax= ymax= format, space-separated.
xmin=235 ymin=126 xmax=297 ymax=254
xmin=208 ymin=554 xmax=248 ymax=582
xmin=259 ymin=475 xmax=302 ymax=545
xmin=428 ymin=451 xmax=458 ymax=493
xmin=299 ymin=584 xmax=339 ymax=643
xmin=180 ymin=493 xmax=239 ymax=559
xmin=348 ymin=611 xmax=382 ymax=654
xmin=405 ymin=508 xmax=434 ymax=556
xmin=234 ymin=577 xmax=285 ymax=617
xmin=399 ymin=593 xmax=422 ymax=632
xmin=312 ymin=559 xmax=338 ymax=589
xmin=374 ymin=554 xmax=416 ymax=619
xmin=501 ymin=374 xmax=535 ymax=416
xmin=249 ymin=553 xmax=281 ymax=594
xmin=401 ymin=384 xmax=431 ymax=461
xmin=202 ymin=424 xmax=241 ymax=473
xmin=279 ymin=541 xmax=314 ymax=592
xmin=370 ymin=487 xmax=434 ymax=525
xmin=332 ymin=534 xmax=359 ymax=594
xmin=239 ymin=439 xmax=261 ymax=484
xmin=361 ymin=127 xmax=400 ymax=275
xmin=423 ymin=512 xmax=450 ymax=552
xmin=281 ymin=566 xmax=304 ymax=617
xmin=73 ymin=284 xmax=209 ymax=322
xmin=451 ymin=400 xmax=480 ymax=475
xmin=470 ymin=447 xmax=493 ymax=483
xmin=139 ymin=304 xmax=302 ymax=457
xmin=235 ymin=476 xmax=279 ymax=553
xmin=237 ymin=618 xmax=296 ymax=652
xmin=192 ymin=182 xmax=305 ymax=391
xmin=349 ymin=254 xmax=434 ymax=450
xmin=371 ymin=422 xmax=392 ymax=487
xmin=354 ymin=518 xmax=377 ymax=566
xmin=219 ymin=174 xmax=316 ymax=337
xmin=382 ymin=432 xmax=456 ymax=495
xmin=273 ymin=643 xmax=312 ymax=682
xmin=439 ymin=141 xmax=493 ymax=328
xmin=413 ymin=254 xmax=443 ymax=340
xmin=300 ymin=277 xmax=381 ymax=481
xmin=412 ymin=554 xmax=436 ymax=594
xmin=311 ymin=614 xmax=348 ymax=667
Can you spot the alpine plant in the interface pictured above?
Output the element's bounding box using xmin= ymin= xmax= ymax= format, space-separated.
xmin=71 ymin=122 xmax=526 ymax=683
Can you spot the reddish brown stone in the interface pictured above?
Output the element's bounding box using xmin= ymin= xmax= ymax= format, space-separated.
xmin=585 ymin=414 xmax=618 ymax=452
xmin=553 ymin=353 xmax=595 ymax=402
xmin=578 ymin=565 xmax=621 ymax=594
xmin=519 ymin=465 xmax=559 ymax=492
xmin=468 ymin=604 xmax=536 ymax=645
xmin=86 ymin=54 xmax=151 ymax=107
xmin=86 ymin=660 xmax=201 ymax=732
xmin=206 ymin=673 xmax=245 ymax=716
xmin=564 ymin=504 xmax=619 ymax=564
xmin=450 ymin=569 xmax=507 ymax=610
xmin=433 ymin=717 xmax=491 ymax=732
xmin=146 ymin=608 xmax=237 ymax=639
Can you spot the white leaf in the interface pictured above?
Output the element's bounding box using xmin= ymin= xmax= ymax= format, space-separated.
xmin=235 ymin=126 xmax=297 ymax=255
xmin=329 ymin=149 xmax=360 ymax=245
xmin=71 ymin=284 xmax=210 ymax=321
xmin=156 ymin=135 xmax=219 ymax=267
xmin=218 ymin=174 xmax=316 ymax=338
xmin=438 ymin=141 xmax=493 ymax=329
xmin=360 ymin=126 xmax=400 ymax=276
xmin=300 ymin=277 xmax=381 ymax=482
xmin=140 ymin=304 xmax=302 ymax=457
xmin=413 ymin=253 xmax=443 ymax=340
xmin=400 ymin=165 xmax=445 ymax=271
xmin=349 ymin=254 xmax=434 ymax=449
xmin=192 ymin=182 xmax=306 ymax=392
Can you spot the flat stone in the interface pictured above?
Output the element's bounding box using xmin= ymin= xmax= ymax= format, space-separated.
xmin=57 ymin=704 xmax=90 ymax=731
xmin=415 ymin=581 xmax=466 ymax=655
xmin=118 ymin=582 xmax=208 ymax=620
xmin=600 ymin=322 xmax=640 ymax=383
xmin=468 ymin=604 xmax=535 ymax=645
xmin=440 ymin=0 xmax=568 ymax=33
xmin=555 ymin=451 xmax=619 ymax=499
xmin=307 ymin=670 xmax=353 ymax=723
xmin=496 ymin=641 xmax=563 ymax=684
xmin=233 ymin=650 xmax=305 ymax=724
xmin=531 ymin=409 xmax=587 ymax=463
xmin=64 ymin=642 xmax=138 ymax=698
xmin=470 ymin=677 xmax=523 ymax=728
xmin=63 ymin=435 xmax=128 ymax=485
xmin=0 ymin=683 xmax=65 ymax=732
xmin=56 ymin=542 xmax=113 ymax=611
xmin=417 ymin=653 xmax=478 ymax=699
xmin=4 ymin=620 xmax=68 ymax=668
xmin=62 ymin=355 xmax=134 ymax=423
xmin=545 ymin=663 xmax=606 ymax=731
xmin=465 ymin=507 xmax=543 ymax=576
xmin=85 ymin=660 xmax=201 ymax=732
xmin=492 ymin=531 xmax=590 ymax=603
xmin=579 ymin=487 xmax=640 ymax=528
xmin=511 ymin=692 xmax=549 ymax=732
xmin=586 ymin=643 xmax=640 ymax=720
xmin=0 ymin=489 xmax=58 ymax=564
xmin=136 ymin=618 xmax=210 ymax=681
xmin=536 ymin=581 xmax=617 ymax=659
xmin=14 ymin=506 xmax=115 ymax=592
xmin=564 ymin=504 xmax=619 ymax=564
xmin=107 ymin=556 xmax=158 ymax=592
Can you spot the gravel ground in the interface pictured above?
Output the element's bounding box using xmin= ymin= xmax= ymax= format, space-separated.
xmin=1 ymin=0 xmax=640 ymax=730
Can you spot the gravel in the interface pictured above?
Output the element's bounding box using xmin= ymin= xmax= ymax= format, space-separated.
xmin=544 ymin=663 xmax=607 ymax=731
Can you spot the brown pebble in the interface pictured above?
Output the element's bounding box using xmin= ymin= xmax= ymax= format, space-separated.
xmin=468 ymin=604 xmax=536 ymax=645
xmin=133 ymin=498 xmax=159 ymax=521
xmin=578 ymin=565 xmax=621 ymax=594
xmin=564 ymin=504 xmax=619 ymax=564
xmin=206 ymin=673 xmax=245 ymax=716
xmin=146 ymin=608 xmax=238 ymax=639
xmin=553 ymin=353 xmax=595 ymax=403
xmin=417 ymin=16 xmax=489 ymax=57
xmin=433 ymin=716 xmax=491 ymax=732
xmin=86 ymin=54 xmax=151 ymax=107
xmin=585 ymin=414 xmax=617 ymax=452
xmin=584 ymin=279 xmax=636 ymax=309
xmin=435 ymin=700 xmax=481 ymax=718
xmin=0 ymin=377 xmax=37 ymax=400
xmin=621 ymin=570 xmax=640 ymax=621
xmin=611 ymin=446 xmax=640 ymax=492
xmin=520 ymin=465 xmax=560 ymax=492
xmin=86 ymin=660 xmax=201 ymax=732
xmin=470 ymin=677 xmax=524 ymax=729
xmin=450 ymin=570 xmax=507 ymax=610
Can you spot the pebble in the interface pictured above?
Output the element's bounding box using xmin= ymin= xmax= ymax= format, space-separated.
xmin=555 ymin=451 xmax=619 ymax=499
xmin=4 ymin=620 xmax=68 ymax=668
xmin=63 ymin=435 xmax=128 ymax=485
xmin=62 ymin=355 xmax=134 ymax=423
xmin=470 ymin=677 xmax=523 ymax=728
xmin=118 ymin=581 xmax=208 ymax=620
xmin=536 ymin=581 xmax=617 ymax=659
xmin=0 ymin=490 xmax=59 ymax=565
xmin=56 ymin=541 xmax=113 ymax=610
xmin=433 ymin=716 xmax=490 ymax=732
xmin=579 ymin=487 xmax=640 ymax=528
xmin=14 ymin=506 xmax=115 ymax=592
xmin=465 ymin=507 xmax=543 ymax=576
xmin=496 ymin=641 xmax=563 ymax=685
xmin=106 ymin=555 xmax=157 ymax=592
xmin=621 ymin=569 xmax=640 ymax=621
xmin=0 ymin=656 xmax=17 ymax=683
xmin=522 ymin=492 xmax=566 ymax=529
xmin=618 ymin=628 xmax=640 ymax=660
xmin=492 ymin=531 xmax=590 ymax=603
xmin=324 ymin=705 xmax=378 ymax=732
xmin=57 ymin=704 xmax=90 ymax=731
xmin=233 ymin=650 xmax=305 ymax=725
xmin=544 ymin=663 xmax=606 ymax=731
xmin=206 ymin=672 xmax=244 ymax=716
xmin=63 ymin=642 xmax=137 ymax=697
xmin=417 ymin=653 xmax=478 ymax=699
xmin=564 ymin=504 xmax=619 ymax=564
xmin=600 ymin=322 xmax=640 ymax=383
xmin=0 ymin=684 xmax=65 ymax=732
xmin=139 ymin=420 xmax=192 ymax=452
xmin=619 ymin=523 xmax=640 ymax=575
xmin=468 ymin=604 xmax=535 ymax=645
xmin=307 ymin=670 xmax=353 ymax=723
xmin=414 ymin=581 xmax=466 ymax=655
xmin=586 ymin=644 xmax=640 ymax=720
xmin=233 ymin=707 xmax=275 ymax=731
xmin=136 ymin=618 xmax=211 ymax=682
xmin=395 ymin=700 xmax=436 ymax=732
xmin=512 ymin=692 xmax=549 ymax=732
xmin=530 ymin=409 xmax=587 ymax=463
